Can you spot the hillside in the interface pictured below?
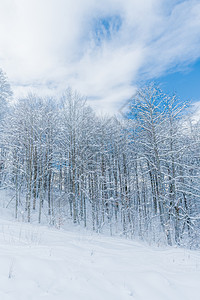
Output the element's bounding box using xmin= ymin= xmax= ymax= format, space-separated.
xmin=0 ymin=213 xmax=200 ymax=300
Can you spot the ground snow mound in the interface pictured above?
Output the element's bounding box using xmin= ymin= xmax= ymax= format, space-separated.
xmin=0 ymin=217 xmax=200 ymax=300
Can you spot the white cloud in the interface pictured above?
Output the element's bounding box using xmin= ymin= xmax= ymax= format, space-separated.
xmin=0 ymin=0 xmax=200 ymax=113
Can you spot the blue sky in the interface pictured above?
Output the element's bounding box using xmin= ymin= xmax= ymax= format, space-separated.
xmin=157 ymin=58 xmax=200 ymax=104
xmin=0 ymin=0 xmax=200 ymax=113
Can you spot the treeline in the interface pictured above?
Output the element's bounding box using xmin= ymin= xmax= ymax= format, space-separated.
xmin=0 ymin=71 xmax=200 ymax=247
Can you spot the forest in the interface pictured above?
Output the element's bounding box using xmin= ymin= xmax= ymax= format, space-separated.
xmin=0 ymin=68 xmax=200 ymax=248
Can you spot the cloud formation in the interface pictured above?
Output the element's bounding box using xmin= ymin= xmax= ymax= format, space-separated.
xmin=0 ymin=0 xmax=200 ymax=113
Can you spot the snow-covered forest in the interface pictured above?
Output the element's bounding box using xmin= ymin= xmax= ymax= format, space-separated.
xmin=0 ymin=68 xmax=200 ymax=248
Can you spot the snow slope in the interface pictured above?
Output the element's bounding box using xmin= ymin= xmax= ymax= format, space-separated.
xmin=0 ymin=216 xmax=200 ymax=300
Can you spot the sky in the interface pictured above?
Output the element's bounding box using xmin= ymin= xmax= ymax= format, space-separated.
xmin=0 ymin=0 xmax=200 ymax=114
xmin=158 ymin=59 xmax=200 ymax=102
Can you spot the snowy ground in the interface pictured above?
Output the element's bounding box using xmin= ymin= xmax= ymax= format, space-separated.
xmin=0 ymin=215 xmax=200 ymax=300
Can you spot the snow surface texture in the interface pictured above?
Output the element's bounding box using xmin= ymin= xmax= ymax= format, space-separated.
xmin=0 ymin=216 xmax=200 ymax=300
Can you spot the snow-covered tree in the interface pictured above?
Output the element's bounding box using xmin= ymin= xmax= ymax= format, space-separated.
xmin=1 ymin=83 xmax=199 ymax=248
